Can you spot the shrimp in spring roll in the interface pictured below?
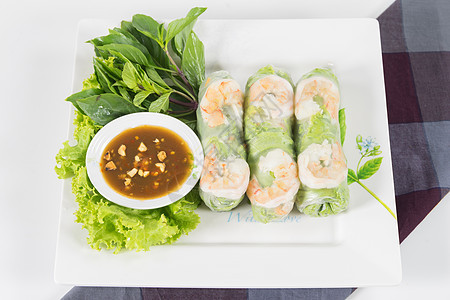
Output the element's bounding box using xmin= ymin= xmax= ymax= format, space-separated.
xmin=294 ymin=68 xmax=349 ymax=217
xmin=244 ymin=65 xmax=300 ymax=223
xmin=197 ymin=71 xmax=250 ymax=211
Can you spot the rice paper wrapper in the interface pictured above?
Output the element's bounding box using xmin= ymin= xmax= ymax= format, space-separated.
xmin=244 ymin=65 xmax=300 ymax=223
xmin=196 ymin=71 xmax=249 ymax=211
xmin=294 ymin=67 xmax=349 ymax=217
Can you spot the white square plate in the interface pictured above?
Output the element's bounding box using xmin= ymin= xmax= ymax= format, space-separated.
xmin=55 ymin=18 xmax=401 ymax=287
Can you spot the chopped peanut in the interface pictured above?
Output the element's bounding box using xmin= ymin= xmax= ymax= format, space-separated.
xmin=153 ymin=138 xmax=159 ymax=143
xmin=135 ymin=155 xmax=141 ymax=162
xmin=157 ymin=151 xmax=167 ymax=162
xmin=152 ymin=171 xmax=159 ymax=176
xmin=138 ymin=142 xmax=147 ymax=152
xmin=118 ymin=144 xmax=126 ymax=156
xmin=127 ymin=168 xmax=138 ymax=178
xmin=143 ymin=171 xmax=150 ymax=177
xmin=104 ymin=151 xmax=111 ymax=161
xmin=124 ymin=178 xmax=131 ymax=186
xmin=105 ymin=161 xmax=117 ymax=171
xmin=155 ymin=162 xmax=165 ymax=172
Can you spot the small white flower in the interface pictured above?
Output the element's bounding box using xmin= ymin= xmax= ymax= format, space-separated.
xmin=358 ymin=136 xmax=378 ymax=155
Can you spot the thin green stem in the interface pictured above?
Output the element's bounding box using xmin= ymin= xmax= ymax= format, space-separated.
xmin=356 ymin=152 xmax=367 ymax=173
xmin=168 ymin=109 xmax=195 ymax=117
xmin=152 ymin=65 xmax=177 ymax=73
xmin=169 ymin=96 xmax=195 ymax=108
xmin=170 ymin=74 xmax=196 ymax=101
xmin=172 ymin=89 xmax=195 ymax=103
xmin=356 ymin=180 xmax=397 ymax=220
xmin=164 ymin=49 xmax=196 ymax=98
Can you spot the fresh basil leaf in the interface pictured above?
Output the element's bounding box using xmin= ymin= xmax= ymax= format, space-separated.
xmin=94 ymin=57 xmax=122 ymax=80
xmin=181 ymin=31 xmax=205 ymax=93
xmin=88 ymin=32 xmax=151 ymax=58
xmin=98 ymin=44 xmax=151 ymax=67
xmin=133 ymin=90 xmax=152 ymax=106
xmin=121 ymin=62 xmax=139 ymax=90
xmin=158 ymin=23 xmax=166 ymax=43
xmin=118 ymin=86 xmax=132 ymax=102
xmin=93 ymin=61 xmax=116 ymax=94
xmin=121 ymin=20 xmax=169 ymax=68
xmin=132 ymin=14 xmax=164 ymax=47
xmin=148 ymin=92 xmax=171 ymax=113
xmin=171 ymin=22 xmax=195 ymax=58
xmin=65 ymin=88 xmax=103 ymax=112
xmin=166 ymin=7 xmax=206 ymax=44
xmin=136 ymin=66 xmax=166 ymax=95
xmin=122 ymin=61 xmax=167 ymax=96
xmin=145 ymin=66 xmax=169 ymax=88
xmin=76 ymin=94 xmax=144 ymax=125
xmin=93 ymin=46 xmax=109 ymax=60
xmin=339 ymin=108 xmax=346 ymax=146
xmin=179 ymin=118 xmax=197 ymax=131
xmin=347 ymin=168 xmax=357 ymax=185
xmin=357 ymin=157 xmax=383 ymax=180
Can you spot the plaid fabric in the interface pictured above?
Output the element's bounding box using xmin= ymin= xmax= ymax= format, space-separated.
xmin=63 ymin=1 xmax=449 ymax=299
xmin=379 ymin=0 xmax=450 ymax=245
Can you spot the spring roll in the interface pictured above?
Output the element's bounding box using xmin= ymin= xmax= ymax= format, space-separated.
xmin=294 ymin=68 xmax=349 ymax=217
xmin=197 ymin=71 xmax=250 ymax=211
xmin=244 ymin=65 xmax=300 ymax=223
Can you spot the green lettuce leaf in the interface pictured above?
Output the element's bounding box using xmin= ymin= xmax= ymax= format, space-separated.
xmin=299 ymin=67 xmax=339 ymax=88
xmin=247 ymin=131 xmax=295 ymax=162
xmin=199 ymin=188 xmax=244 ymax=212
xmin=82 ymin=73 xmax=102 ymax=90
xmin=296 ymin=182 xmax=349 ymax=217
xmin=251 ymin=204 xmax=285 ymax=224
xmin=55 ymin=112 xmax=201 ymax=253
xmin=300 ymin=109 xmax=339 ymax=152
xmin=55 ymin=112 xmax=100 ymax=179
xmin=72 ymin=166 xmax=200 ymax=253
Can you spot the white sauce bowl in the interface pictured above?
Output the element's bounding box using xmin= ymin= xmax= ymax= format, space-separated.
xmin=86 ymin=112 xmax=204 ymax=210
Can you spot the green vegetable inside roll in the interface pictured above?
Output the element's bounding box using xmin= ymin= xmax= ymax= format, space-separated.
xmin=197 ymin=71 xmax=250 ymax=211
xmin=294 ymin=68 xmax=349 ymax=217
xmin=244 ymin=65 xmax=300 ymax=223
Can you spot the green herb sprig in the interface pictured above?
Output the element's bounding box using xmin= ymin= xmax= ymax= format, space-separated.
xmin=348 ymin=135 xmax=396 ymax=219
xmin=339 ymin=109 xmax=396 ymax=219
xmin=66 ymin=7 xmax=207 ymax=128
